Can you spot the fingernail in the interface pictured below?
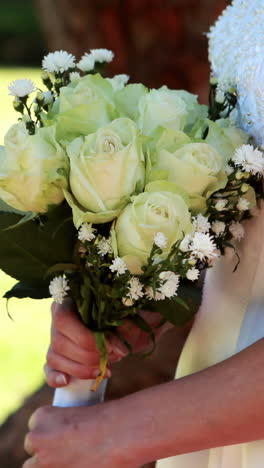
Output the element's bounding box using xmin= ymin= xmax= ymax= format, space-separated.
xmin=55 ymin=374 xmax=67 ymax=386
xmin=24 ymin=434 xmax=33 ymax=455
xmin=28 ymin=413 xmax=36 ymax=431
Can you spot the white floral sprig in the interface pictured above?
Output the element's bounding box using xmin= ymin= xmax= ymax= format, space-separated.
xmin=97 ymin=237 xmax=113 ymax=256
xmin=233 ymin=145 xmax=264 ymax=176
xmin=110 ymin=257 xmax=128 ymax=276
xmin=78 ymin=223 xmax=97 ymax=242
xmin=154 ymin=232 xmax=168 ymax=249
xmin=192 ymin=214 xmax=211 ymax=233
xmin=77 ymin=53 xmax=95 ymax=72
xmin=91 ymin=48 xmax=114 ymax=63
xmin=49 ymin=276 xmax=70 ymax=304
xmin=8 ymin=79 xmax=36 ymax=98
xmin=190 ymin=232 xmax=218 ymax=262
xmin=42 ymin=50 xmax=76 ymax=74
xmin=126 ymin=277 xmax=144 ymax=301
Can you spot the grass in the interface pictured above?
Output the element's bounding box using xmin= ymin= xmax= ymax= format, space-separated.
xmin=0 ymin=68 xmax=51 ymax=423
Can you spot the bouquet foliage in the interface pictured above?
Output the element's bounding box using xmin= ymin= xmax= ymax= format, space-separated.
xmin=1 ymin=49 xmax=263 ymax=383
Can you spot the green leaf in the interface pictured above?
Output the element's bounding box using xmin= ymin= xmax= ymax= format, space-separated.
xmin=4 ymin=281 xmax=50 ymax=299
xmin=147 ymin=283 xmax=203 ymax=327
xmin=0 ymin=202 xmax=76 ymax=290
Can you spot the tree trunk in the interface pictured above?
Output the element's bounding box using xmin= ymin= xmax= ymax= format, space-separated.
xmin=0 ymin=326 xmax=189 ymax=467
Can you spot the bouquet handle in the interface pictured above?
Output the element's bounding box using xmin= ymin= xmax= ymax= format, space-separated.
xmin=53 ymin=378 xmax=108 ymax=408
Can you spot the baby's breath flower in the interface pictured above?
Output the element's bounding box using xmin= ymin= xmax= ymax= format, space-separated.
xmin=159 ymin=279 xmax=179 ymax=298
xmin=154 ymin=232 xmax=168 ymax=249
xmin=77 ymin=53 xmax=95 ymax=72
xmin=211 ymin=220 xmax=226 ymax=236
xmin=229 ymin=222 xmax=245 ymax=241
xmin=190 ymin=232 xmax=217 ymax=261
xmin=78 ymin=223 xmax=96 ymax=242
xmin=237 ymin=197 xmax=250 ymax=211
xmin=215 ymin=199 xmax=228 ymax=211
xmin=145 ymin=286 xmax=164 ymax=301
xmin=186 ymin=268 xmax=200 ymax=281
xmin=110 ymin=257 xmax=127 ymax=276
xmin=42 ymin=50 xmax=75 ymax=73
xmin=49 ymin=276 xmax=70 ymax=304
xmin=126 ymin=277 xmax=144 ymax=301
xmin=69 ymin=71 xmax=81 ymax=81
xmin=159 ymin=271 xmax=178 ymax=282
xmin=192 ymin=214 xmax=211 ymax=233
xmin=8 ymin=79 xmax=36 ymax=97
xmin=233 ymin=145 xmax=264 ymax=175
xmin=90 ymin=48 xmax=114 ymax=63
xmin=97 ymin=237 xmax=113 ymax=256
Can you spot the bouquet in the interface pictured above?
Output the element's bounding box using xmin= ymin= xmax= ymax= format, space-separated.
xmin=0 ymin=49 xmax=263 ymax=407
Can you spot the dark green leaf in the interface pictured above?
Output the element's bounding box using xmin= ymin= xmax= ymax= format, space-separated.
xmin=0 ymin=202 xmax=76 ymax=289
xmin=4 ymin=281 xmax=50 ymax=299
xmin=147 ymin=283 xmax=203 ymax=327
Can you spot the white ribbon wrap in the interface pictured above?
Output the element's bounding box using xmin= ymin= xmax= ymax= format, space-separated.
xmin=53 ymin=378 xmax=108 ymax=408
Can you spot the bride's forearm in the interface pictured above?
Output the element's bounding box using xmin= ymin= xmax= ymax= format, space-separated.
xmin=109 ymin=338 xmax=264 ymax=465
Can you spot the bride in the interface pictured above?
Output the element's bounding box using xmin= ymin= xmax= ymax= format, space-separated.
xmin=23 ymin=1 xmax=264 ymax=467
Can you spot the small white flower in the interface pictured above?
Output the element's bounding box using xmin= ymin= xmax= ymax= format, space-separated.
xmin=110 ymin=257 xmax=128 ymax=276
xmin=186 ymin=268 xmax=200 ymax=281
xmin=154 ymin=232 xmax=168 ymax=249
xmin=229 ymin=222 xmax=245 ymax=241
xmin=190 ymin=232 xmax=217 ymax=261
xmin=159 ymin=271 xmax=178 ymax=282
xmin=192 ymin=214 xmax=211 ymax=233
xmin=42 ymin=90 xmax=54 ymax=105
xmin=49 ymin=276 xmax=70 ymax=304
xmin=145 ymin=286 xmax=164 ymax=301
xmin=211 ymin=220 xmax=226 ymax=236
xmin=77 ymin=53 xmax=95 ymax=72
xmin=160 ymin=279 xmax=179 ymax=298
xmin=237 ymin=197 xmax=250 ymax=211
xmin=69 ymin=71 xmax=81 ymax=81
xmin=97 ymin=237 xmax=113 ymax=256
xmin=126 ymin=277 xmax=144 ymax=301
xmin=78 ymin=223 xmax=96 ymax=242
xmin=90 ymin=48 xmax=114 ymax=63
xmin=8 ymin=79 xmax=36 ymax=97
xmin=179 ymin=234 xmax=192 ymax=252
xmin=215 ymin=199 xmax=228 ymax=211
xmin=107 ymin=74 xmax=130 ymax=91
xmin=42 ymin=50 xmax=75 ymax=73
xmin=233 ymin=145 xmax=264 ymax=175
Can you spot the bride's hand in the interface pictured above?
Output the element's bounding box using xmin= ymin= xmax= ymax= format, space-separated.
xmin=45 ymin=298 xmax=173 ymax=388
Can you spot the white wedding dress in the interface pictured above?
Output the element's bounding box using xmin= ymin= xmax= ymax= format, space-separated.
xmin=157 ymin=202 xmax=264 ymax=468
xmin=157 ymin=1 xmax=264 ymax=466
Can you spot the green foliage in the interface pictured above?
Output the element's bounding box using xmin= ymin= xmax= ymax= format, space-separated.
xmin=153 ymin=283 xmax=202 ymax=327
xmin=0 ymin=202 xmax=76 ymax=298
